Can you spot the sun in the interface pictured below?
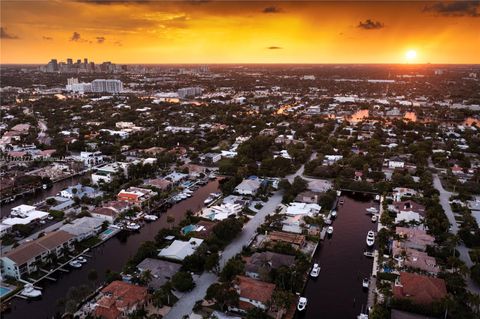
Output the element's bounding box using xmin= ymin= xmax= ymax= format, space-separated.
xmin=405 ymin=50 xmax=417 ymax=61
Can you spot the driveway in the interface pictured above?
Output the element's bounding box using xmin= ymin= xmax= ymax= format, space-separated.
xmin=164 ymin=191 xmax=284 ymax=319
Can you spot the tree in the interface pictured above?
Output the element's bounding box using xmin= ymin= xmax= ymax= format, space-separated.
xmin=171 ymin=271 xmax=195 ymax=292
xmin=139 ymin=269 xmax=153 ymax=286
xmin=166 ymin=215 xmax=175 ymax=229
xmin=206 ymin=282 xmax=239 ymax=311
xmin=220 ymin=257 xmax=244 ymax=282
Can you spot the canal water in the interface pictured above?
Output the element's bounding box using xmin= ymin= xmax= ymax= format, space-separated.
xmin=298 ymin=193 xmax=377 ymax=319
xmin=0 ymin=174 xmax=86 ymax=218
xmin=3 ymin=179 xmax=220 ymax=319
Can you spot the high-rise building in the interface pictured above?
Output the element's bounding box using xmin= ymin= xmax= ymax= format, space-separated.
xmin=91 ymin=79 xmax=123 ymax=93
xmin=46 ymin=59 xmax=58 ymax=72
xmin=67 ymin=78 xmax=79 ymax=85
xmin=177 ymin=87 xmax=203 ymax=98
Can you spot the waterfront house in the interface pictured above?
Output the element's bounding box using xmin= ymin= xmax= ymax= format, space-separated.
xmin=395 ymin=227 xmax=435 ymax=251
xmin=393 ymin=272 xmax=447 ymax=305
xmin=144 ymin=178 xmax=173 ymax=191
xmin=92 ymin=207 xmax=119 ymax=223
xmin=231 ymin=276 xmax=275 ymax=313
xmin=92 ymin=162 xmax=130 ymax=185
xmin=158 ymin=237 xmax=204 ymax=261
xmin=117 ymin=187 xmax=157 ymax=205
xmin=2 ymin=204 xmax=49 ymax=226
xmin=0 ymin=231 xmax=75 ymax=279
xmin=392 ymin=187 xmax=418 ymax=202
xmin=244 ymin=252 xmax=295 ymax=280
xmin=94 ymin=281 xmax=148 ymax=319
xmin=284 ymin=202 xmax=321 ymax=217
xmin=60 ymin=217 xmax=104 ymax=241
xmin=136 ymin=258 xmax=182 ymax=289
xmin=60 ymin=184 xmax=104 ymax=199
xmin=200 ymin=203 xmax=242 ymax=221
xmin=265 ymin=231 xmax=305 ymax=250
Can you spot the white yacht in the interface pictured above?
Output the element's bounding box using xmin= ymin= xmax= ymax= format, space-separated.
xmin=358 ymin=314 xmax=369 ymax=319
xmin=366 ymin=207 xmax=378 ymax=214
xmin=69 ymin=260 xmax=82 ymax=268
xmin=310 ymin=263 xmax=321 ymax=278
xmin=327 ymin=226 xmax=334 ymax=235
xmin=126 ymin=222 xmax=141 ymax=231
xmin=144 ymin=214 xmax=158 ymax=221
xmin=297 ymin=297 xmax=308 ymax=311
xmin=363 ymin=251 xmax=374 ymax=258
xmin=76 ymin=256 xmax=87 ymax=263
xmin=371 ymin=215 xmax=378 ymax=223
xmin=362 ymin=278 xmax=370 ymax=288
xmin=366 ymin=231 xmax=375 ymax=247
xmin=20 ymin=284 xmax=42 ymax=298
xmin=331 ymin=210 xmax=337 ymax=218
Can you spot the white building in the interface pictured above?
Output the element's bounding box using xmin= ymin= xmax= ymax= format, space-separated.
xmin=79 ymin=151 xmax=104 ymax=168
xmin=284 ymin=202 xmax=321 ymax=217
xmin=92 ymin=162 xmax=129 ymax=185
xmin=201 ymin=203 xmax=243 ymax=221
xmin=177 ymin=87 xmax=202 ymax=98
xmin=388 ymin=158 xmax=405 ymax=169
xmin=60 ymin=217 xmax=104 ymax=241
xmin=158 ymin=238 xmax=204 ymax=261
xmin=234 ymin=179 xmax=262 ymax=196
xmin=2 ymin=205 xmax=49 ymax=226
xmin=91 ymin=79 xmax=123 ymax=93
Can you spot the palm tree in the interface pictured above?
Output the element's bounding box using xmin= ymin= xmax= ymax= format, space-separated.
xmin=140 ymin=270 xmax=153 ymax=286
xmin=166 ymin=215 xmax=175 ymax=229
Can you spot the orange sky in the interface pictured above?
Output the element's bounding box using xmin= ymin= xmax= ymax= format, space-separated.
xmin=1 ymin=1 xmax=479 ymax=64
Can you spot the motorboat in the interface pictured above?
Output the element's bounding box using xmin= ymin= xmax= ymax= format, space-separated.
xmin=358 ymin=314 xmax=369 ymax=319
xmin=209 ymin=173 xmax=216 ymax=180
xmin=339 ymin=199 xmax=344 ymax=205
xmin=364 ymin=251 xmax=374 ymax=258
xmin=42 ymin=184 xmax=48 ymax=190
xmin=126 ymin=222 xmax=141 ymax=231
xmin=366 ymin=231 xmax=375 ymax=247
xmin=20 ymin=284 xmax=42 ymax=298
xmin=366 ymin=207 xmax=378 ymax=214
xmin=297 ymin=297 xmax=308 ymax=311
xmin=362 ymin=278 xmax=370 ymax=288
xmin=69 ymin=260 xmax=82 ymax=268
xmin=336 ymin=190 xmax=341 ymax=197
xmin=310 ymin=263 xmax=321 ymax=278
xmin=76 ymin=256 xmax=87 ymax=263
xmin=327 ymin=226 xmax=334 ymax=235
xmin=375 ymin=195 xmax=380 ymax=201
xmin=144 ymin=214 xmax=158 ymax=221
xmin=331 ymin=210 xmax=337 ymax=218
xmin=371 ymin=215 xmax=378 ymax=223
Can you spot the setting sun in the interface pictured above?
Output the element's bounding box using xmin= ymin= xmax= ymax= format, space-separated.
xmin=405 ymin=50 xmax=417 ymax=61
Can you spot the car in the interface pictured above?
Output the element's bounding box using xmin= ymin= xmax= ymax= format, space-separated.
xmin=297 ymin=297 xmax=308 ymax=311
xmin=310 ymin=263 xmax=321 ymax=278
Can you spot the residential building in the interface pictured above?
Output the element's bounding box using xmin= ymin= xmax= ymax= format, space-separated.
xmin=234 ymin=178 xmax=262 ymax=196
xmin=158 ymin=237 xmax=204 ymax=261
xmin=200 ymin=203 xmax=242 ymax=221
xmin=0 ymin=231 xmax=75 ymax=279
xmin=92 ymin=162 xmax=129 ymax=185
xmin=245 ymin=252 xmax=295 ymax=280
xmin=266 ymin=231 xmax=305 ymax=250
xmin=393 ymin=272 xmax=447 ymax=305
xmin=136 ymin=258 xmax=181 ymax=289
xmin=60 ymin=184 xmax=103 ymax=199
xmin=231 ymin=276 xmax=275 ymax=312
xmin=117 ymin=187 xmax=157 ymax=204
xmin=91 ymin=79 xmax=123 ymax=93
xmin=94 ymin=281 xmax=148 ymax=319
xmin=60 ymin=217 xmax=104 ymax=241
xmin=2 ymin=204 xmax=49 ymax=226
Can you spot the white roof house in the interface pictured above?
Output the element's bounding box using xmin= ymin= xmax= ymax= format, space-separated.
xmin=60 ymin=217 xmax=104 ymax=241
xmin=158 ymin=238 xmax=204 ymax=261
xmin=200 ymin=203 xmax=242 ymax=221
xmin=285 ymin=202 xmax=321 ymax=217
xmin=395 ymin=211 xmax=422 ymax=224
xmin=3 ymin=205 xmax=49 ymax=226
xmin=234 ymin=179 xmax=262 ymax=196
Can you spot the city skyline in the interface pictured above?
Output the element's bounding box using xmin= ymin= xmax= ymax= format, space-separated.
xmin=1 ymin=1 xmax=480 ymax=64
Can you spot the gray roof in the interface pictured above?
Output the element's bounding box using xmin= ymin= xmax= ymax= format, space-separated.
xmin=245 ymin=251 xmax=295 ymax=274
xmin=137 ymin=258 xmax=182 ymax=289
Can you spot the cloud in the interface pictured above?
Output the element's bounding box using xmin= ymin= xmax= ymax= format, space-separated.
xmin=423 ymin=1 xmax=479 ymax=17
xmin=77 ymin=0 xmax=149 ymax=5
xmin=357 ymin=19 xmax=384 ymax=30
xmin=1 ymin=27 xmax=19 ymax=39
xmin=96 ymin=36 xmax=105 ymax=43
xmin=113 ymin=40 xmax=123 ymax=46
xmin=267 ymin=46 xmax=282 ymax=50
xmin=70 ymin=31 xmax=81 ymax=41
xmin=263 ymin=6 xmax=282 ymax=14
xmin=42 ymin=36 xmax=53 ymax=40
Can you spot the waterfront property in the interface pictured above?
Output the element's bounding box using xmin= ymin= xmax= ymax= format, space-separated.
xmin=93 ymin=281 xmax=148 ymax=319
xmin=158 ymin=237 xmax=204 ymax=261
xmin=136 ymin=258 xmax=181 ymax=289
xmin=0 ymin=230 xmax=75 ymax=279
xmin=231 ymin=275 xmax=276 ymax=313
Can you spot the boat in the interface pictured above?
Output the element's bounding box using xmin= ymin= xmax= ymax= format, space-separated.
xmin=297 ymin=297 xmax=308 ymax=311
xmin=42 ymin=184 xmax=47 ymax=190
xmin=327 ymin=226 xmax=334 ymax=235
xmin=126 ymin=222 xmax=141 ymax=231
xmin=339 ymin=199 xmax=344 ymax=205
xmin=20 ymin=284 xmax=42 ymax=298
xmin=371 ymin=215 xmax=378 ymax=223
xmin=310 ymin=263 xmax=321 ymax=278
xmin=204 ymin=197 xmax=214 ymax=205
xmin=76 ymin=256 xmax=87 ymax=263
xmin=144 ymin=214 xmax=158 ymax=221
xmin=69 ymin=260 xmax=82 ymax=268
xmin=363 ymin=251 xmax=374 ymax=258
xmin=358 ymin=314 xmax=369 ymax=319
xmin=331 ymin=210 xmax=337 ymax=218
xmin=362 ymin=278 xmax=370 ymax=288
xmin=366 ymin=207 xmax=378 ymax=214
xmin=366 ymin=231 xmax=375 ymax=247
xmin=209 ymin=173 xmax=216 ymax=180
xmin=375 ymin=195 xmax=380 ymax=201
xmin=336 ymin=190 xmax=341 ymax=196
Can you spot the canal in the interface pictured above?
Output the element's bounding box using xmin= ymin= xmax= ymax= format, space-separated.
xmin=3 ymin=179 xmax=220 ymax=319
xmin=298 ymin=192 xmax=378 ymax=319
xmin=0 ymin=174 xmax=86 ymax=218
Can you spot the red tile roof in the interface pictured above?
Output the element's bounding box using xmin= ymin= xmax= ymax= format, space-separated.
xmin=235 ymin=275 xmax=275 ymax=305
xmin=393 ymin=272 xmax=447 ymax=305
xmin=95 ymin=281 xmax=148 ymax=319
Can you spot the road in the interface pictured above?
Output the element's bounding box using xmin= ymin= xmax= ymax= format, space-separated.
xmin=164 ymin=191 xmax=284 ymax=319
xmin=287 ymin=151 xmax=317 ymax=183
xmin=431 ymin=173 xmax=480 ymax=294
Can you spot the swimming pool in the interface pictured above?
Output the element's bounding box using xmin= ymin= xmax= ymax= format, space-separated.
xmin=0 ymin=286 xmax=13 ymax=298
xmin=102 ymin=228 xmax=114 ymax=236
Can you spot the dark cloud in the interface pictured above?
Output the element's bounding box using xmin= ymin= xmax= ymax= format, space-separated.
xmin=42 ymin=36 xmax=53 ymax=40
xmin=96 ymin=36 xmax=106 ymax=43
xmin=357 ymin=19 xmax=384 ymax=30
xmin=423 ymin=1 xmax=479 ymax=17
xmin=263 ymin=6 xmax=282 ymax=14
xmin=1 ymin=27 xmax=19 ymax=39
xmin=77 ymin=0 xmax=149 ymax=5
xmin=70 ymin=31 xmax=81 ymax=41
xmin=267 ymin=46 xmax=282 ymax=50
